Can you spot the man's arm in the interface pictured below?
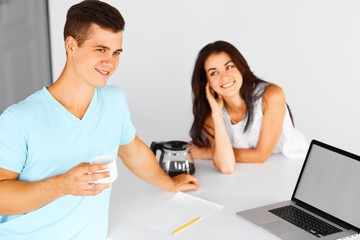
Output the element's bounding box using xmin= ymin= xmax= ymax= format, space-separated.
xmin=0 ymin=163 xmax=111 ymax=215
xmin=118 ymin=136 xmax=201 ymax=192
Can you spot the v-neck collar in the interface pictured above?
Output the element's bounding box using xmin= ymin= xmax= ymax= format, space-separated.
xmin=43 ymin=87 xmax=98 ymax=122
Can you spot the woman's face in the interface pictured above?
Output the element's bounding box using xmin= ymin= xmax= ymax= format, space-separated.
xmin=204 ymin=51 xmax=243 ymax=98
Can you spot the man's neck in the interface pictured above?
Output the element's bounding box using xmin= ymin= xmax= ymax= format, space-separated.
xmin=48 ymin=68 xmax=96 ymax=120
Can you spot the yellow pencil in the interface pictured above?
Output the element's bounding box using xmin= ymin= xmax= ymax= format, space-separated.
xmin=172 ymin=217 xmax=200 ymax=235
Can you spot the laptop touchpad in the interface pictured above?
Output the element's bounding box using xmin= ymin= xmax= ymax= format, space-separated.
xmin=262 ymin=220 xmax=297 ymax=234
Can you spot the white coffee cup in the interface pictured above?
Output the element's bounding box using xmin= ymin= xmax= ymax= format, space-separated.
xmin=90 ymin=155 xmax=118 ymax=184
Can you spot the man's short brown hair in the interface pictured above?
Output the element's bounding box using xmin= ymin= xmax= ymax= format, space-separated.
xmin=64 ymin=0 xmax=125 ymax=46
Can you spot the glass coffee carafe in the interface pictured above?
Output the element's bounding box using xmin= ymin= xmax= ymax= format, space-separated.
xmin=150 ymin=141 xmax=195 ymax=177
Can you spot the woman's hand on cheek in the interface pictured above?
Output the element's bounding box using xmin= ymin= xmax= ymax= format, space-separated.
xmin=206 ymin=82 xmax=224 ymax=116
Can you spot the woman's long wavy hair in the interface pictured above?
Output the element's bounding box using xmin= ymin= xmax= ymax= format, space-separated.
xmin=190 ymin=41 xmax=271 ymax=147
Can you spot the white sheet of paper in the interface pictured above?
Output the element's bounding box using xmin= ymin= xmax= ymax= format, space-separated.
xmin=129 ymin=192 xmax=224 ymax=234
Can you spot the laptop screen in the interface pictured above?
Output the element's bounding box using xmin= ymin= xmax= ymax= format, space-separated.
xmin=293 ymin=142 xmax=360 ymax=229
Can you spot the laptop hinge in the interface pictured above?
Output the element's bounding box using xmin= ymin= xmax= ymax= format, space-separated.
xmin=292 ymin=198 xmax=360 ymax=232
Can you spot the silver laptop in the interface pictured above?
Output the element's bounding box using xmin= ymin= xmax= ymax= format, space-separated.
xmin=237 ymin=140 xmax=360 ymax=240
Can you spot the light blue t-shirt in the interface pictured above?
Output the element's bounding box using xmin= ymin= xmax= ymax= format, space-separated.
xmin=0 ymin=85 xmax=136 ymax=239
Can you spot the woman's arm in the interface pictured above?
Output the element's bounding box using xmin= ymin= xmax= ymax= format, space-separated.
xmin=233 ymin=85 xmax=286 ymax=163
xmin=198 ymin=83 xmax=236 ymax=174
xmin=206 ymin=114 xmax=236 ymax=174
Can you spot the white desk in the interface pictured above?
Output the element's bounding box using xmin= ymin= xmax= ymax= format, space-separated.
xmin=107 ymin=154 xmax=304 ymax=240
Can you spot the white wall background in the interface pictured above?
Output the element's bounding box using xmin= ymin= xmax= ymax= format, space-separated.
xmin=49 ymin=0 xmax=360 ymax=155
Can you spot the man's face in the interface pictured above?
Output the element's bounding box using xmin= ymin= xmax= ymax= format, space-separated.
xmin=69 ymin=24 xmax=123 ymax=88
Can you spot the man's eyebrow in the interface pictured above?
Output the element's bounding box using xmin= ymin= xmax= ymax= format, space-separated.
xmin=95 ymin=45 xmax=109 ymax=49
xmin=94 ymin=45 xmax=123 ymax=52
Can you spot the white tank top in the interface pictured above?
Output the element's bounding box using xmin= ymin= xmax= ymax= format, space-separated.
xmin=223 ymin=83 xmax=308 ymax=158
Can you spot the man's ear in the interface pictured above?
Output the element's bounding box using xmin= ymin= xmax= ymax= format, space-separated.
xmin=65 ymin=36 xmax=77 ymax=55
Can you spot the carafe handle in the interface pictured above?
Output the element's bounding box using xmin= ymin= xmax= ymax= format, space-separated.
xmin=150 ymin=141 xmax=164 ymax=160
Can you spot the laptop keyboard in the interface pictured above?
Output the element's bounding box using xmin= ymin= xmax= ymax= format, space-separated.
xmin=269 ymin=205 xmax=342 ymax=238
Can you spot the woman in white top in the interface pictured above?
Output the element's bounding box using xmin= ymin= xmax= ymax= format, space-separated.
xmin=190 ymin=41 xmax=307 ymax=174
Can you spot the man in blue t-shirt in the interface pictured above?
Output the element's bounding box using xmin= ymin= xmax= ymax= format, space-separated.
xmin=0 ymin=1 xmax=200 ymax=239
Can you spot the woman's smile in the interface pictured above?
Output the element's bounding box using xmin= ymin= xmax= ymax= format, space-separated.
xmin=221 ymin=81 xmax=235 ymax=89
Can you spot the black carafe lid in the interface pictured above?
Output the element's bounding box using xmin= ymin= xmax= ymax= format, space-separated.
xmin=162 ymin=141 xmax=189 ymax=151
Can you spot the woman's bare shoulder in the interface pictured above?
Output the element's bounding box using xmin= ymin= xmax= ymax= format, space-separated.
xmin=262 ymin=84 xmax=285 ymax=109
